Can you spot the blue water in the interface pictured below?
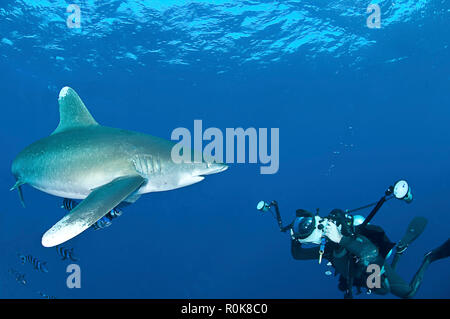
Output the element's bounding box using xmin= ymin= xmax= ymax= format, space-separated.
xmin=0 ymin=0 xmax=449 ymax=299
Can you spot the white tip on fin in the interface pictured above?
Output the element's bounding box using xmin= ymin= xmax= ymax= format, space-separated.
xmin=59 ymin=86 xmax=70 ymax=99
xmin=42 ymin=216 xmax=87 ymax=247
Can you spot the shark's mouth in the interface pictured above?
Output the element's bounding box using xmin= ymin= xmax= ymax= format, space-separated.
xmin=178 ymin=175 xmax=205 ymax=187
xmin=216 ymin=165 xmax=228 ymax=173
xmin=201 ymin=165 xmax=229 ymax=176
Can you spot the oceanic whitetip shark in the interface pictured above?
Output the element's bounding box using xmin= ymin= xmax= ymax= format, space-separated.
xmin=11 ymin=87 xmax=227 ymax=247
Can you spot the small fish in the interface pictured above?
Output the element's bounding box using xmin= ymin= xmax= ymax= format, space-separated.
xmin=92 ymin=207 xmax=122 ymax=230
xmin=92 ymin=216 xmax=113 ymax=230
xmin=16 ymin=273 xmax=27 ymax=285
xmin=325 ymin=270 xmax=333 ymax=276
xmin=9 ymin=268 xmax=27 ymax=285
xmin=18 ymin=254 xmax=48 ymax=273
xmin=92 ymin=207 xmax=123 ymax=230
xmin=61 ymin=198 xmax=77 ymax=211
xmin=108 ymin=208 xmax=122 ymax=219
xmin=62 ymin=198 xmax=122 ymax=230
xmin=38 ymin=291 xmax=56 ymax=299
xmin=56 ymin=245 xmax=78 ymax=262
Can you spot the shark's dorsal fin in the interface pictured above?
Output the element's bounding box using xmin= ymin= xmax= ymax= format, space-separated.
xmin=52 ymin=87 xmax=99 ymax=135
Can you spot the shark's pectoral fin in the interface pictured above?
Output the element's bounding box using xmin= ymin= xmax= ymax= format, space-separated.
xmin=10 ymin=180 xmax=26 ymax=208
xmin=41 ymin=175 xmax=145 ymax=247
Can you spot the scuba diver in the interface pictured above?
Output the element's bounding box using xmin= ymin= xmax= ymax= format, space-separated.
xmin=257 ymin=180 xmax=450 ymax=299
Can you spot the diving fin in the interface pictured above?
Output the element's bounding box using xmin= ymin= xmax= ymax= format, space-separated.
xmin=391 ymin=217 xmax=427 ymax=270
xmin=41 ymin=175 xmax=145 ymax=247
xmin=405 ymin=238 xmax=450 ymax=298
xmin=397 ymin=216 xmax=428 ymax=253
xmin=428 ymin=238 xmax=450 ymax=263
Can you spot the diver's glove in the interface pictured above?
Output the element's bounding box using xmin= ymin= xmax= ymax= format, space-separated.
xmin=324 ymin=220 xmax=343 ymax=244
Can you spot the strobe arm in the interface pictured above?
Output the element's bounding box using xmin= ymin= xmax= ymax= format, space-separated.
xmin=358 ymin=186 xmax=394 ymax=231
xmin=358 ymin=196 xmax=386 ymax=230
xmin=270 ymin=201 xmax=292 ymax=233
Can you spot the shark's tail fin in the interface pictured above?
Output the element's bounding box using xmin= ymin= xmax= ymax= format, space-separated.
xmin=10 ymin=180 xmax=26 ymax=208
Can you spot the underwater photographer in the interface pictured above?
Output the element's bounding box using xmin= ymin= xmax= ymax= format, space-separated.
xmin=257 ymin=180 xmax=450 ymax=299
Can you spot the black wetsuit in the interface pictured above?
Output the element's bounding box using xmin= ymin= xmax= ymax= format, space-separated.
xmin=291 ymin=224 xmax=432 ymax=298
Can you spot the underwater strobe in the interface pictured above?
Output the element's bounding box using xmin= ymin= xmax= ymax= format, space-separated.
xmin=257 ymin=200 xmax=292 ymax=232
xmin=392 ymin=180 xmax=413 ymax=203
xmin=257 ymin=201 xmax=271 ymax=213
xmin=357 ymin=179 xmax=413 ymax=230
